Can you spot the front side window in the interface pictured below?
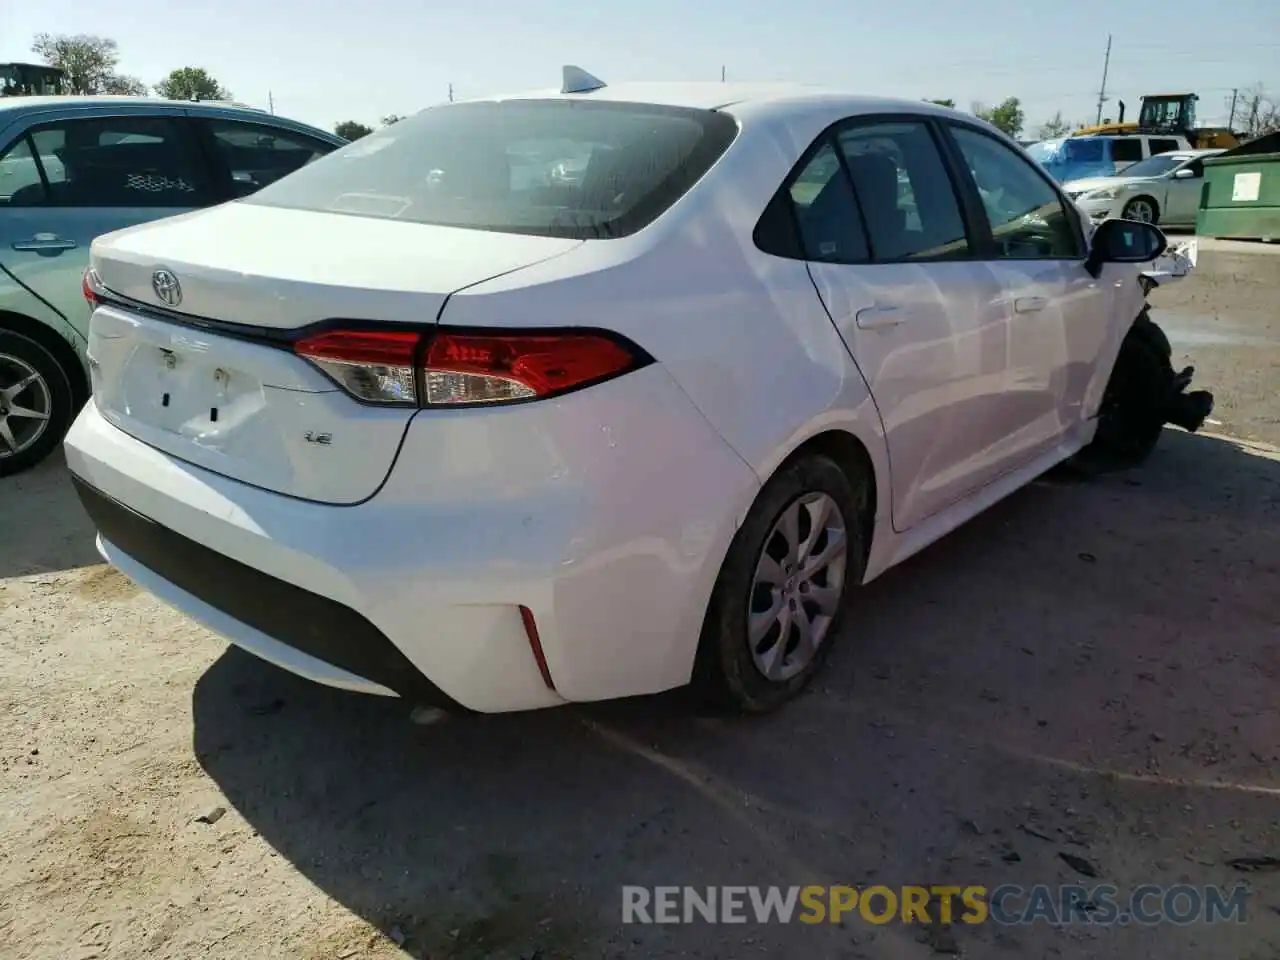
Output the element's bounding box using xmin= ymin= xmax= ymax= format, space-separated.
xmin=950 ymin=125 xmax=1082 ymax=259
xmin=3 ymin=116 xmax=212 ymax=208
xmin=836 ymin=121 xmax=970 ymax=261
xmin=205 ymin=120 xmax=336 ymax=196
xmin=244 ymin=100 xmax=739 ymax=239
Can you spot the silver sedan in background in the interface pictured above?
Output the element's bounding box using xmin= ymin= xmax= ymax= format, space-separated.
xmin=1062 ymin=148 xmax=1225 ymax=227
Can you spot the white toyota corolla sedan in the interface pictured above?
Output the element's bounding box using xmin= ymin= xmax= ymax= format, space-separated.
xmin=63 ymin=69 xmax=1210 ymax=715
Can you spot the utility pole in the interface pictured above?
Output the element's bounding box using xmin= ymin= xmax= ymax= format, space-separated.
xmin=1246 ymin=92 xmax=1260 ymax=137
xmin=268 ymin=90 xmax=274 ymax=114
xmin=1228 ymin=87 xmax=1239 ymax=130
xmin=1095 ymin=33 xmax=1112 ymax=125
xmin=448 ymin=83 xmax=454 ymax=102
xmin=721 ymin=65 xmax=726 ymax=82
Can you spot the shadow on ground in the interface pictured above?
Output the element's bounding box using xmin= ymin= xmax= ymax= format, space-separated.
xmin=0 ymin=449 xmax=100 ymax=578
xmin=192 ymin=429 xmax=1280 ymax=960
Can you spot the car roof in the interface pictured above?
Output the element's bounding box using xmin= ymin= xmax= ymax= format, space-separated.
xmin=0 ymin=95 xmax=342 ymax=142
xmin=476 ymin=81 xmax=840 ymax=110
xmin=0 ymin=95 xmax=267 ymax=115
xmin=459 ymin=81 xmax=984 ymax=131
xmin=1148 ymin=148 xmax=1224 ymax=163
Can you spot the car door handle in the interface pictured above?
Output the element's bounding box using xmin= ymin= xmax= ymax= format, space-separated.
xmin=855 ymin=306 xmax=904 ymax=330
xmin=11 ymin=234 xmax=77 ymax=252
xmin=1014 ymin=296 xmax=1048 ymax=314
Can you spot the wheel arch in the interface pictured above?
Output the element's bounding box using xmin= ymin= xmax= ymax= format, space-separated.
xmin=766 ymin=427 xmax=880 ymax=567
xmin=690 ymin=426 xmax=881 ymax=710
xmin=0 ymin=310 xmax=89 ymax=409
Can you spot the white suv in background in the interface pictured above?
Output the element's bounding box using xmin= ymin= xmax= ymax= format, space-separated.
xmin=1027 ymin=133 xmax=1192 ymax=183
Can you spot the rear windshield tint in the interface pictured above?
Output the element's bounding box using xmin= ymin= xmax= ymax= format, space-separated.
xmin=244 ymin=99 xmax=739 ymax=239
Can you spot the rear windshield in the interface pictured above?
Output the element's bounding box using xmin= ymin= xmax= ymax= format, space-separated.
xmin=244 ymin=99 xmax=739 ymax=239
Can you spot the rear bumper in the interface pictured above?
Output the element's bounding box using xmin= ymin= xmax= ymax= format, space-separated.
xmin=63 ymin=366 xmax=758 ymax=712
xmin=73 ymin=476 xmax=461 ymax=707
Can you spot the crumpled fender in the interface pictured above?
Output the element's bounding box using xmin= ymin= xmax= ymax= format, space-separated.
xmin=1141 ymin=236 xmax=1198 ymax=288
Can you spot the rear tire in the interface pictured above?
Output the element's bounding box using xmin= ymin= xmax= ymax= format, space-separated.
xmin=0 ymin=330 xmax=74 ymax=478
xmin=694 ymin=454 xmax=867 ymax=714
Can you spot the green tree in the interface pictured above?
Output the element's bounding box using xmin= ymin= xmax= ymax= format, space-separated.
xmin=101 ymin=75 xmax=148 ymax=96
xmin=334 ymin=120 xmax=374 ymax=140
xmin=155 ymin=67 xmax=231 ymax=101
xmin=925 ymin=98 xmax=956 ymax=108
xmin=31 ymin=33 xmax=146 ymax=95
xmin=1036 ymin=111 xmax=1071 ymax=139
xmin=973 ymin=97 xmax=1025 ymax=138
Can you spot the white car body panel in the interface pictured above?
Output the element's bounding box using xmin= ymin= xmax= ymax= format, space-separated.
xmin=66 ymin=361 xmax=761 ymax=711
xmin=93 ymin=202 xmax=583 ymax=329
xmin=87 ymin=303 xmax=414 ymax=503
xmin=64 ymin=82 xmax=1160 ymax=711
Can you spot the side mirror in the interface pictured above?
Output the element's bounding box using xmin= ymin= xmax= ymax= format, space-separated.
xmin=1173 ymin=168 xmax=1196 ymax=179
xmin=1084 ymin=218 xmax=1168 ymax=278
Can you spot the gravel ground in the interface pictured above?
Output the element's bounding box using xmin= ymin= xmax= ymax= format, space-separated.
xmin=1 ymin=245 xmax=1277 ymax=960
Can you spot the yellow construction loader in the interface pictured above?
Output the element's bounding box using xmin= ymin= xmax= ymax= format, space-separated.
xmin=1073 ymin=93 xmax=1240 ymax=149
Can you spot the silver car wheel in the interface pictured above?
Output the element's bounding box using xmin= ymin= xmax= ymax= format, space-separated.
xmin=748 ymin=492 xmax=847 ymax=682
xmin=1125 ymin=198 xmax=1156 ymax=224
xmin=0 ymin=353 xmax=53 ymax=459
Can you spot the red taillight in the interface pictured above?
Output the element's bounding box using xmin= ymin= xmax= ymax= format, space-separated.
xmin=421 ymin=331 xmax=638 ymax=405
xmin=294 ymin=327 xmax=644 ymax=407
xmin=82 ymin=268 xmax=103 ymax=307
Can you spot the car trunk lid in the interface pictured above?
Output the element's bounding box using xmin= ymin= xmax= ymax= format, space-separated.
xmin=87 ymin=203 xmax=582 ymax=504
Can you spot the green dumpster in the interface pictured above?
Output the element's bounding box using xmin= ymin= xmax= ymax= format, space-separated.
xmin=1197 ymin=132 xmax=1280 ymax=241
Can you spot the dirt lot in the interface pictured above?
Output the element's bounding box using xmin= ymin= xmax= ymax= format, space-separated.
xmin=2 ymin=245 xmax=1278 ymax=960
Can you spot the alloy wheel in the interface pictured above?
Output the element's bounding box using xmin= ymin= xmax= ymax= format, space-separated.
xmin=1125 ymin=199 xmax=1156 ymax=224
xmin=0 ymin=353 xmax=53 ymax=459
xmin=747 ymin=492 xmax=848 ymax=681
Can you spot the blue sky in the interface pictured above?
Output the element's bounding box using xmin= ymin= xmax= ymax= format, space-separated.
xmin=2 ymin=0 xmax=1275 ymax=135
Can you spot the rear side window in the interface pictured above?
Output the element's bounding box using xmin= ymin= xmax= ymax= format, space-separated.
xmin=204 ymin=120 xmax=336 ymax=196
xmin=771 ymin=141 xmax=870 ymax=263
xmin=1111 ymin=139 xmax=1143 ymax=163
xmin=836 ymin=121 xmax=970 ymax=261
xmin=5 ymin=116 xmax=213 ymax=208
xmin=1149 ymin=138 xmax=1180 ymax=156
xmin=244 ymin=100 xmax=739 ymax=239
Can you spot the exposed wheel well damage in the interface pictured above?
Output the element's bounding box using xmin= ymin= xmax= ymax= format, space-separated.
xmin=776 ymin=430 xmax=877 ymax=564
xmin=0 ymin=311 xmax=89 ymax=410
xmin=1081 ymin=308 xmax=1213 ymax=469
